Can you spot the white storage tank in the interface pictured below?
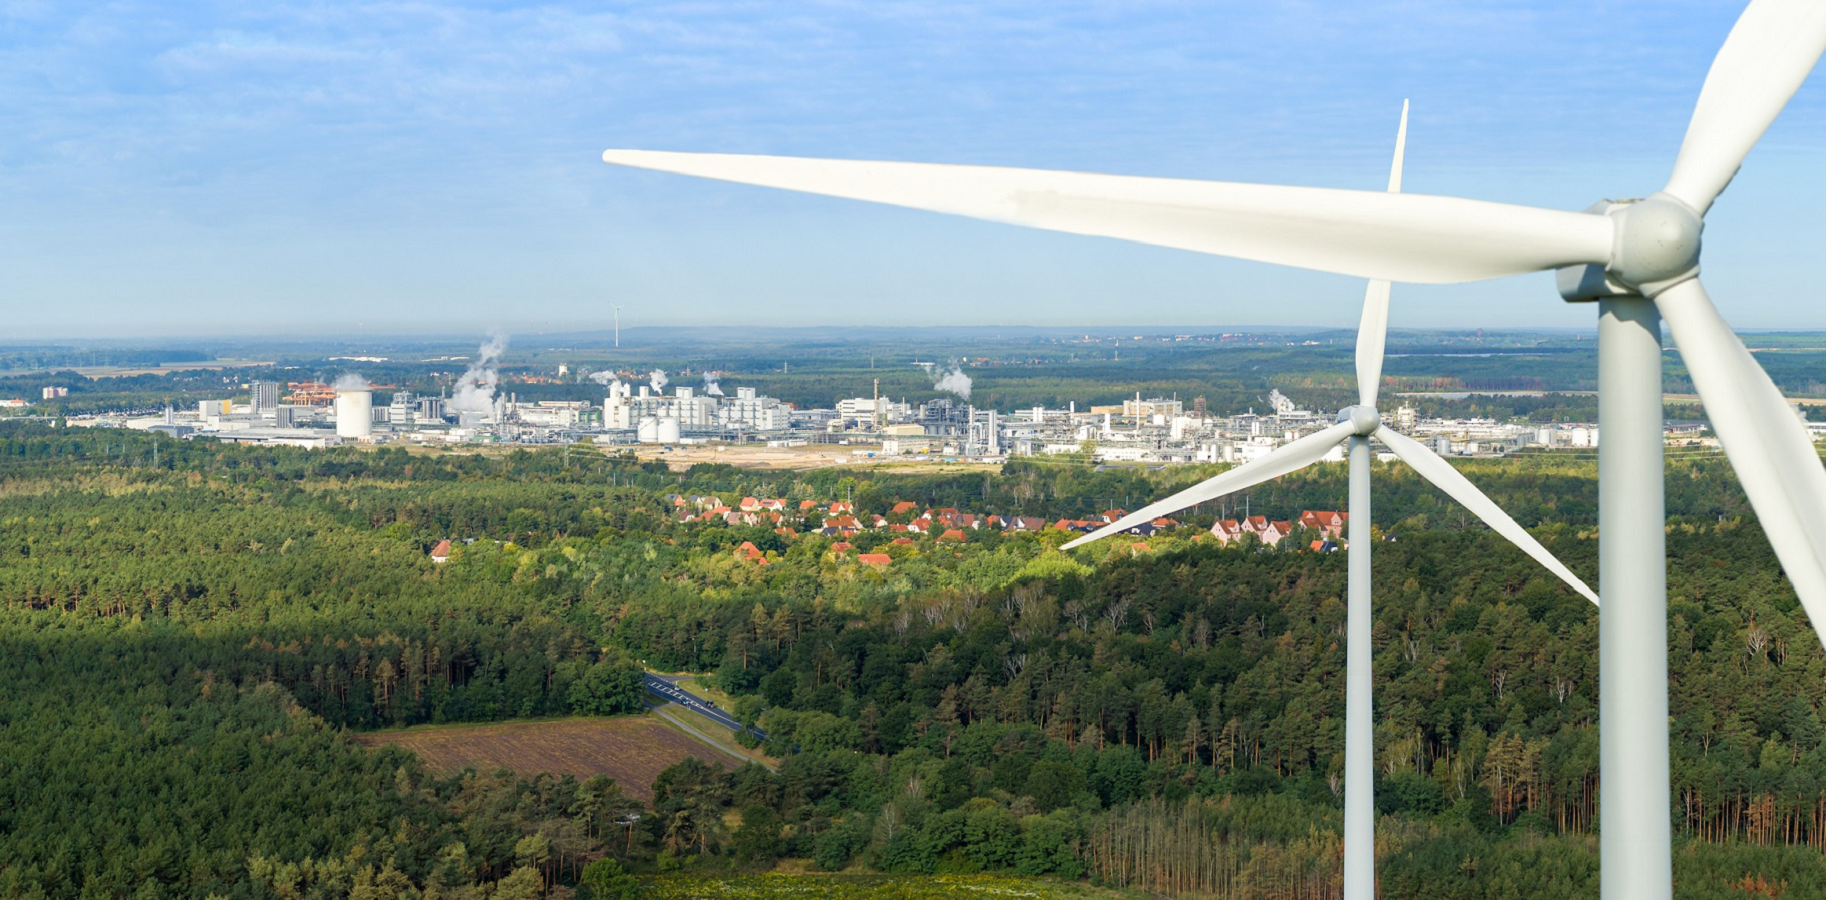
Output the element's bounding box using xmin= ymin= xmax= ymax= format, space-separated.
xmin=637 ymin=417 xmax=660 ymax=443
xmin=657 ymin=417 xmax=681 ymax=444
xmin=335 ymin=389 xmax=373 ymax=440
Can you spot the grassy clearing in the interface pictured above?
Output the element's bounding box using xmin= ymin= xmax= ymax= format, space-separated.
xmin=351 ymin=714 xmax=723 ymax=799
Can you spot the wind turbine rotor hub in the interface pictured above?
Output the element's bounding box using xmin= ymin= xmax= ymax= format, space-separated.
xmin=1339 ymin=405 xmax=1381 ymax=437
xmin=1607 ymin=193 xmax=1703 ymax=296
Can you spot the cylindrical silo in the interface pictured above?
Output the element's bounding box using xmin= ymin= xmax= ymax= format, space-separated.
xmin=657 ymin=417 xmax=681 ymax=444
xmin=336 ymin=389 xmax=373 ymax=440
xmin=637 ymin=417 xmax=660 ymax=443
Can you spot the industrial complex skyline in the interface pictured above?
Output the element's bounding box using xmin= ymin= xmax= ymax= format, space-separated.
xmin=4 ymin=1 xmax=1824 ymax=336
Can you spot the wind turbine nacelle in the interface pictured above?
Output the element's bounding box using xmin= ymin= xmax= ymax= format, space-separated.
xmin=1559 ymin=196 xmax=1703 ymax=302
xmin=1559 ymin=200 xmax=1639 ymax=302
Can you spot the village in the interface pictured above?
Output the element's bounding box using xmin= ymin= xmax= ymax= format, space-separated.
xmin=655 ymin=493 xmax=1353 ymax=567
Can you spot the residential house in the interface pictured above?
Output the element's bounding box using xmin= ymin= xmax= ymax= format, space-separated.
xmin=822 ymin=515 xmax=862 ymax=537
xmin=735 ymin=541 xmax=770 ymax=565
xmin=1298 ymin=510 xmax=1348 ymax=540
xmin=1259 ymin=520 xmax=1294 ymax=547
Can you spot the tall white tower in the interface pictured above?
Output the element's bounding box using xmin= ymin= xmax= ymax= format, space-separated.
xmin=335 ymin=388 xmax=373 ymax=440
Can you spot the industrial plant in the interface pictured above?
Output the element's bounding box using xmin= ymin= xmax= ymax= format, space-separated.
xmin=62 ymin=358 xmax=1730 ymax=466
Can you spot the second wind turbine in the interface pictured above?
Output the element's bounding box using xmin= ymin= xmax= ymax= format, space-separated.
xmin=1062 ymin=102 xmax=1598 ymax=900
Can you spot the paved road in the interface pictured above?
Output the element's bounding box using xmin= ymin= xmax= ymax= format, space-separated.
xmin=643 ymin=673 xmax=767 ymax=740
xmin=647 ymin=703 xmax=773 ymax=771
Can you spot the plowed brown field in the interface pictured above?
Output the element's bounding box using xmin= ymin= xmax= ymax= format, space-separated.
xmin=354 ymin=716 xmax=723 ymax=799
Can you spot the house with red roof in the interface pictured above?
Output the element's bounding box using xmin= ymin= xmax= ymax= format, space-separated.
xmin=1210 ymin=519 xmax=1245 ymax=544
xmin=937 ymin=529 xmax=968 ymax=543
xmin=821 ymin=515 xmax=862 ymax=537
xmin=858 ymin=553 xmax=892 ymax=566
xmin=891 ymin=501 xmax=919 ymax=515
xmin=1298 ymin=510 xmax=1348 ymax=540
xmin=430 ymin=540 xmax=451 ymax=564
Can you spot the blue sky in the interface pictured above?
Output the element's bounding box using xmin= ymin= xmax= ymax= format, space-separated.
xmin=2 ymin=0 xmax=1823 ymax=338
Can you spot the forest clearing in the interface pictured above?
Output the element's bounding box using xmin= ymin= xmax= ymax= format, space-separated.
xmin=353 ymin=715 xmax=722 ymax=799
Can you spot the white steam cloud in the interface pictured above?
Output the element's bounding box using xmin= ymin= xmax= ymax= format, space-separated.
xmin=703 ymin=372 xmax=724 ymax=396
xmin=929 ymin=361 xmax=973 ymax=400
xmin=649 ymin=369 xmax=668 ymax=393
xmin=333 ymin=373 xmax=370 ymax=391
xmin=587 ymin=370 xmax=618 ymax=386
xmin=449 ymin=334 xmax=508 ymax=413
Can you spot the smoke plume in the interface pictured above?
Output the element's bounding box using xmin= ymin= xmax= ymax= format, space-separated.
xmin=332 ymin=373 xmax=370 ymax=391
xmin=703 ymin=372 xmax=724 ymax=397
xmin=929 ymin=361 xmax=973 ymax=400
xmin=649 ymin=369 xmax=669 ymax=393
xmin=449 ymin=333 xmax=508 ymax=413
xmin=587 ymin=370 xmax=618 ymax=386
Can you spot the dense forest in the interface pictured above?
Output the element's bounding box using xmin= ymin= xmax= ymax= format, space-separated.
xmin=1 ymin=423 xmax=1823 ymax=898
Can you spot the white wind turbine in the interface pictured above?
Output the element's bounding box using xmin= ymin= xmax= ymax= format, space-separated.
xmin=602 ymin=3 xmax=1826 ymax=896
xmin=1056 ymin=101 xmax=1597 ymax=900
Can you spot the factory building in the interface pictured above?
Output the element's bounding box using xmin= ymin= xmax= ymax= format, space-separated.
xmin=250 ymin=382 xmax=280 ymax=414
xmin=835 ymin=396 xmax=912 ymax=427
xmin=920 ymin=398 xmax=972 ymax=436
xmin=605 ymin=382 xmax=786 ymax=432
xmin=719 ymin=387 xmax=789 ymax=431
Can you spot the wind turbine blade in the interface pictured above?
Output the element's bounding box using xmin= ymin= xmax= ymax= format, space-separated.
xmin=1062 ymin=421 xmax=1355 ymax=549
xmin=1386 ymin=99 xmax=1408 ymax=194
xmin=1663 ymin=0 xmax=1826 ymax=214
xmin=1357 ymin=282 xmax=1391 ymax=408
xmin=1658 ymin=278 xmax=1826 ymax=649
xmin=1355 ymin=101 xmax=1407 ymax=408
xmin=602 ymin=150 xmax=1612 ymax=284
xmin=1376 ymin=426 xmax=1600 ymax=605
